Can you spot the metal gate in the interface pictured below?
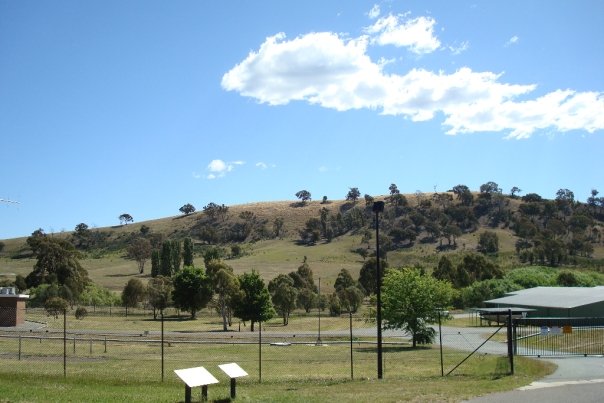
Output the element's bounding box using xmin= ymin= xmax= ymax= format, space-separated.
xmin=514 ymin=317 xmax=604 ymax=357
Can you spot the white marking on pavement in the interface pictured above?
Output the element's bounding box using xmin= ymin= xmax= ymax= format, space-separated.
xmin=518 ymin=379 xmax=604 ymax=391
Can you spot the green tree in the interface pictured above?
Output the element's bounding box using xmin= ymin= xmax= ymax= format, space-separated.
xmin=172 ymin=266 xmax=213 ymax=319
xmin=382 ymin=268 xmax=454 ymax=347
xmin=451 ymin=185 xmax=473 ymax=206
xmin=328 ymin=292 xmax=341 ymax=316
xmin=44 ymin=297 xmax=68 ymax=319
xmin=557 ymin=271 xmax=579 ymax=287
xmin=160 ymin=241 xmax=172 ymax=277
xmin=346 ymin=187 xmax=361 ymax=202
xmin=479 ymin=181 xmax=502 ymax=196
xmin=299 ymin=218 xmax=322 ymax=245
xmin=232 ymin=271 xmax=274 ymax=331
xmin=273 ymin=217 xmax=284 ymax=238
xmin=477 ymin=231 xmax=499 ymax=254
xmin=334 ymin=269 xmax=355 ymax=292
xmin=442 ymin=224 xmax=461 ymax=246
xmin=170 ymin=240 xmax=182 ymax=274
xmin=295 ymin=190 xmax=312 ymax=204
xmin=510 ymin=186 xmax=522 ymax=198
xmin=182 ymin=238 xmax=194 ymax=267
xmin=151 ymin=249 xmax=161 ymax=277
xmin=121 ymin=278 xmax=146 ymax=316
xmin=119 ymin=213 xmax=133 ymax=225
xmin=72 ymin=223 xmax=92 ymax=249
xmin=79 ymin=283 xmax=119 ymax=308
xmin=205 ymin=259 xmax=240 ymax=331
xmin=457 ymin=253 xmax=503 ymax=283
xmin=358 ymin=257 xmax=388 ymax=295
xmin=337 ymin=286 xmax=364 ymax=313
xmin=179 ymin=203 xmax=196 ymax=215
xmin=147 ymin=276 xmax=173 ymax=319
xmin=25 ymin=235 xmax=89 ymax=302
xmin=432 ymin=256 xmax=455 ymax=283
xmin=296 ymin=287 xmax=317 ymax=313
xmin=127 ymin=238 xmax=152 ymax=274
xmin=268 ymin=274 xmax=298 ymax=325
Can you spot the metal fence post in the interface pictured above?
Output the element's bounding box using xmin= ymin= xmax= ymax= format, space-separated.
xmin=349 ymin=311 xmax=354 ymax=380
xmin=507 ymin=309 xmax=514 ymax=375
xmin=259 ymin=321 xmax=262 ymax=383
xmin=63 ymin=309 xmax=67 ymax=378
xmin=161 ymin=310 xmax=164 ymax=382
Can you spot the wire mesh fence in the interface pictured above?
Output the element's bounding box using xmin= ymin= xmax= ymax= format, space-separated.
xmin=0 ymin=306 xmax=514 ymax=384
xmin=514 ymin=317 xmax=604 ymax=357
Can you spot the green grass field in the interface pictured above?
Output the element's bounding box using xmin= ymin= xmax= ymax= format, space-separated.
xmin=0 ymin=343 xmax=554 ymax=402
xmin=0 ymin=308 xmax=557 ymax=402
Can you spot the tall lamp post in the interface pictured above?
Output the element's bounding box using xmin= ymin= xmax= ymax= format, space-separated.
xmin=373 ymin=200 xmax=385 ymax=379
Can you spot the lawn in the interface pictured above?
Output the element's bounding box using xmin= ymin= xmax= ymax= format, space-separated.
xmin=0 ymin=347 xmax=554 ymax=402
xmin=0 ymin=307 xmax=557 ymax=402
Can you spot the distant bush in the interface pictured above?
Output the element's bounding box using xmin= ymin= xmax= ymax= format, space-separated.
xmin=75 ymin=307 xmax=88 ymax=320
xmin=504 ymin=267 xmax=556 ymax=288
xmin=460 ymin=279 xmax=521 ymax=308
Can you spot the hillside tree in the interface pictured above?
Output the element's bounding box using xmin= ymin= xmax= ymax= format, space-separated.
xmin=119 ymin=213 xmax=133 ymax=225
xmin=477 ymin=231 xmax=499 ymax=254
xmin=127 ymin=238 xmax=152 ymax=274
xmin=147 ymin=276 xmax=173 ymax=319
xmin=179 ymin=203 xmax=196 ymax=216
xmin=358 ymin=257 xmax=388 ymax=295
xmin=182 ymin=237 xmax=194 ymax=267
xmin=383 ymin=268 xmax=453 ymax=347
xmin=160 ymin=241 xmax=172 ymax=277
xmin=268 ymin=274 xmax=298 ymax=325
xmin=170 ymin=240 xmax=182 ymax=273
xmin=232 ymin=271 xmax=274 ymax=331
xmin=172 ymin=266 xmax=213 ymax=319
xmin=295 ymin=190 xmax=312 ymax=204
xmin=346 ymin=187 xmax=361 ymax=202
xmin=150 ymin=250 xmax=161 ymax=277
xmin=121 ymin=278 xmax=146 ymax=316
xmin=205 ymin=259 xmax=240 ymax=330
xmin=25 ymin=234 xmax=89 ymax=303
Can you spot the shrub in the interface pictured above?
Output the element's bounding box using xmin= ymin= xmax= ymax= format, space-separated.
xmin=75 ymin=307 xmax=88 ymax=320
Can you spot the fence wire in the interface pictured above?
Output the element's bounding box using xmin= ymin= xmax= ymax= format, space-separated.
xmin=0 ymin=307 xmax=514 ymax=383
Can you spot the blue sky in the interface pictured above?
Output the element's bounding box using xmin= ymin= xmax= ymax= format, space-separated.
xmin=1 ymin=1 xmax=603 ymax=239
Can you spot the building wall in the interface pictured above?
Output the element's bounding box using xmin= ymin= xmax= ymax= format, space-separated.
xmin=0 ymin=297 xmax=27 ymax=326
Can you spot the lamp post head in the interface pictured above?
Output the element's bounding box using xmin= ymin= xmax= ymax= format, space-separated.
xmin=372 ymin=201 xmax=385 ymax=213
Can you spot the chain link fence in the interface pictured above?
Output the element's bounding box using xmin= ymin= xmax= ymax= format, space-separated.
xmin=0 ymin=307 xmax=513 ymax=384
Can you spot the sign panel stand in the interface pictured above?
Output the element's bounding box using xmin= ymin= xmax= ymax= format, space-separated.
xmin=174 ymin=366 xmax=219 ymax=402
xmin=218 ymin=363 xmax=248 ymax=399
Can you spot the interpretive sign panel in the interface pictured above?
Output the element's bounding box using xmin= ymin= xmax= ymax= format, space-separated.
xmin=174 ymin=366 xmax=219 ymax=388
xmin=218 ymin=363 xmax=248 ymax=379
xmin=218 ymin=363 xmax=248 ymax=399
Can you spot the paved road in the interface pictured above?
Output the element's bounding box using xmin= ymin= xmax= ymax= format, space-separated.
xmin=465 ymin=356 xmax=604 ymax=402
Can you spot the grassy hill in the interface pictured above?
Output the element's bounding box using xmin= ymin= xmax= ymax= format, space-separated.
xmin=1 ymin=193 xmax=604 ymax=293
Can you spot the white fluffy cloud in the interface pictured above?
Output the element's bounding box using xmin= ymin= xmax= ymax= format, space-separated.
xmin=505 ymin=35 xmax=520 ymax=47
xmin=367 ymin=4 xmax=380 ymax=20
xmin=221 ymin=14 xmax=604 ymax=139
xmin=365 ymin=14 xmax=441 ymax=54
xmin=206 ymin=159 xmax=244 ymax=179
